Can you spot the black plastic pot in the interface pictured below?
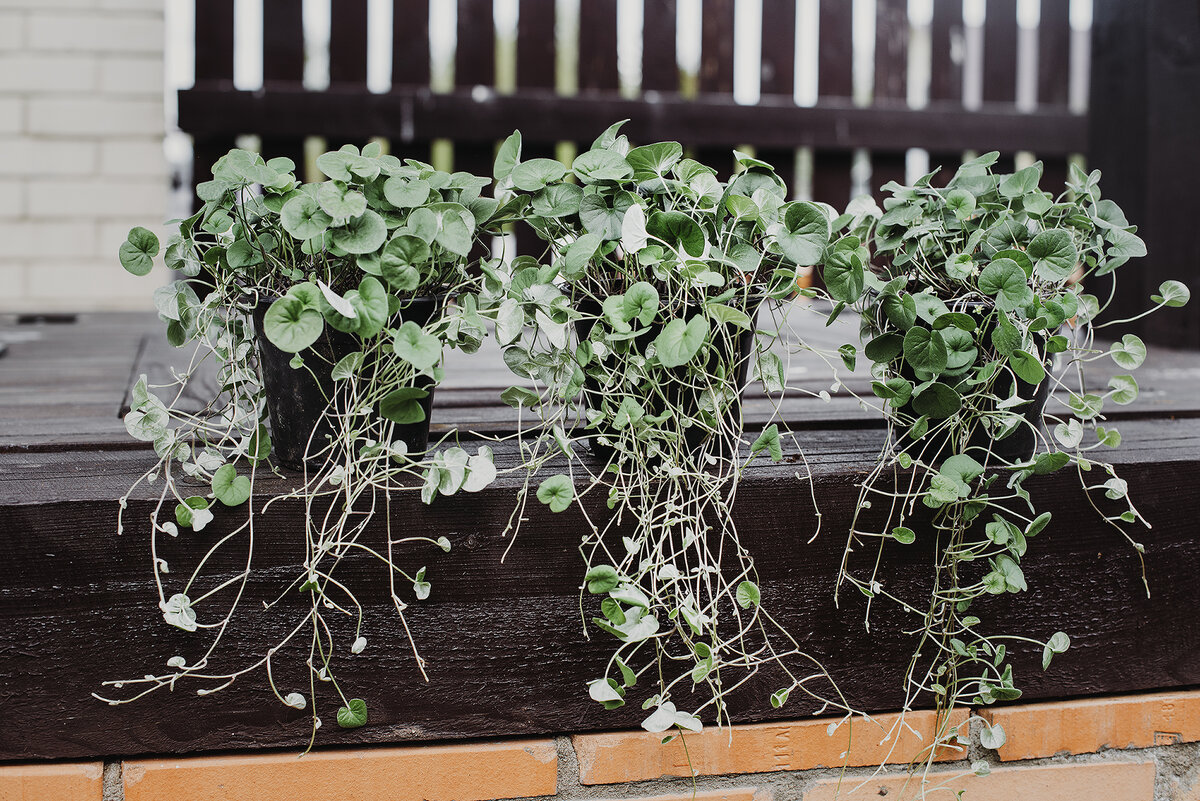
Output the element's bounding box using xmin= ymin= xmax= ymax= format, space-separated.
xmin=573 ymin=295 xmax=762 ymax=459
xmin=252 ymin=296 xmax=440 ymax=471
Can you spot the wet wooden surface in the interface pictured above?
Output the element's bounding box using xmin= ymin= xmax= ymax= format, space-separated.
xmin=2 ymin=311 xmax=1199 ymax=761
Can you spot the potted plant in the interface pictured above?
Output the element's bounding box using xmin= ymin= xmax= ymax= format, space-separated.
xmin=810 ymin=153 xmax=1190 ymax=776
xmin=479 ymin=123 xmax=854 ymax=732
xmin=101 ymin=143 xmax=512 ymax=741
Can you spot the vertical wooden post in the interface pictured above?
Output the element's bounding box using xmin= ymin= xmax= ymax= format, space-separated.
xmin=757 ymin=0 xmax=797 ymax=193
xmin=872 ymin=0 xmax=909 ymax=198
xmin=927 ymin=0 xmax=964 ymax=186
xmin=260 ymin=0 xmax=306 ymax=173
xmin=812 ymin=1 xmax=854 ymax=209
xmin=1090 ymin=0 xmax=1200 ymax=347
xmin=392 ymin=0 xmax=432 ymax=163
xmin=695 ymin=0 xmax=736 ymax=179
xmin=982 ymin=0 xmax=1018 ymax=172
xmin=190 ymin=0 xmax=235 ymax=210
xmin=1036 ymin=0 xmax=1072 ymax=190
xmin=454 ymin=0 xmax=496 ymax=178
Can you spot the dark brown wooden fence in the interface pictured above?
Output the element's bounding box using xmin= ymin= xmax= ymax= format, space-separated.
xmin=177 ymin=0 xmax=1200 ymax=348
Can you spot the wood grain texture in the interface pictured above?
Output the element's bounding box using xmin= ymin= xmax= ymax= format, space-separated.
xmin=2 ymin=314 xmax=1200 ymax=760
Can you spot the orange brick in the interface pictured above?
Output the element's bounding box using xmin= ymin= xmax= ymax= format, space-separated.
xmin=573 ymin=709 xmax=969 ymax=785
xmin=980 ymin=690 xmax=1200 ymax=761
xmin=0 ymin=762 xmax=103 ymax=801
xmin=591 ymin=790 xmax=766 ymax=801
xmin=122 ymin=740 xmax=556 ymax=801
xmin=803 ymin=760 xmax=1156 ymax=801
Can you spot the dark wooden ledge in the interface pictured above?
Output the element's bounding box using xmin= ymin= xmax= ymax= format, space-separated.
xmin=2 ymin=312 xmax=1199 ymax=761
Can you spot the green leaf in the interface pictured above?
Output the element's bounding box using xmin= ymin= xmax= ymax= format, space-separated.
xmin=946 ymin=188 xmax=977 ymax=220
xmin=1110 ymin=334 xmax=1146 ymax=369
xmin=892 ymin=526 xmax=916 ymax=544
xmin=379 ymin=386 xmax=429 ymax=424
xmin=1069 ymin=393 xmax=1104 ymax=420
xmin=511 ymin=157 xmax=567 ymax=191
xmin=1032 ymin=451 xmax=1070 ymax=474
xmin=584 ymin=565 xmax=620 ymax=595
xmin=572 ymin=148 xmax=632 ymax=183
xmin=336 ymin=698 xmax=368 ymax=729
xmin=623 ymin=281 xmax=660 ymax=326
xmin=393 ymin=321 xmax=442 ymax=370
xmin=999 ymin=162 xmax=1042 ymax=198
xmin=537 ymin=474 xmax=574 ymax=513
xmin=381 ymin=234 xmax=431 ymax=291
xmin=382 ymin=175 xmax=430 ymax=208
xmin=821 ymin=244 xmax=865 ymax=303
xmin=654 ymin=315 xmax=709 ymax=368
xmin=331 ymin=209 xmax=388 ymax=254
xmin=211 ymin=464 xmax=251 ymax=507
xmin=1027 ymin=229 xmax=1077 ymax=281
xmin=978 ymin=258 xmax=1034 ymax=311
xmin=646 ymin=211 xmax=706 ymax=257
xmin=1042 ymin=631 xmax=1071 ymax=669
xmin=331 ymin=351 xmax=363 ymax=381
xmin=912 ymin=383 xmax=962 ymax=418
xmin=531 ymin=182 xmax=583 ymax=218
xmin=941 ymin=453 xmax=985 ymax=485
xmin=980 ymin=722 xmax=1007 ymax=750
xmin=494 ymin=130 xmax=522 ymax=180
xmin=263 ymin=295 xmax=324 ymax=353
xmin=864 ymin=333 xmax=904 ymax=363
xmin=903 ymin=327 xmax=949 ymax=374
xmin=280 ymin=194 xmax=332 ymax=240
xmin=625 ymin=141 xmax=683 ymax=177
xmin=1009 ymin=350 xmax=1046 ymax=384
xmin=777 ymin=202 xmax=831 ymax=266
xmin=500 ymin=386 xmax=540 ymax=408
xmin=735 ymin=580 xmax=761 ymax=608
xmin=881 ymin=293 xmax=918 ymax=330
xmin=1108 ymin=374 xmax=1139 ymax=405
xmin=119 ymin=227 xmax=159 ymax=276
xmin=872 ymin=376 xmax=913 ymax=406
xmin=1152 ymin=280 xmax=1191 ymax=308
xmin=317 ymin=181 xmax=367 ymax=218
xmin=750 ymin=424 xmax=783 ymax=462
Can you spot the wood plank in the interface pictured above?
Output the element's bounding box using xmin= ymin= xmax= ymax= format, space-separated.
xmin=872 ymin=0 xmax=909 ymax=197
xmin=1 ymin=417 xmax=1198 ymax=759
xmin=177 ymin=87 xmax=1089 ymax=155
xmin=391 ymin=0 xmax=432 ymax=164
xmin=813 ymin=0 xmax=854 ymax=209
xmin=578 ymin=0 xmax=619 ymax=93
xmin=927 ymin=0 xmax=964 ymax=185
xmin=1036 ymin=0 xmax=1073 ymax=190
xmin=641 ymin=0 xmax=678 ymax=93
xmin=982 ymin=0 xmax=1019 ymax=172
xmin=260 ymin=0 xmax=307 ymax=174
xmin=756 ymin=0 xmax=797 ymax=191
xmin=693 ymin=0 xmax=737 ymax=179
xmin=189 ymin=0 xmax=236 ymax=212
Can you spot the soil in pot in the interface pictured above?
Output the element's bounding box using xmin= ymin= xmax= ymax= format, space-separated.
xmin=573 ymin=295 xmax=763 ymax=460
xmin=252 ymin=296 xmax=441 ymax=471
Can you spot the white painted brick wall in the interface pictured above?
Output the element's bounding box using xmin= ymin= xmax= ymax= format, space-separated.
xmin=0 ymin=0 xmax=165 ymax=312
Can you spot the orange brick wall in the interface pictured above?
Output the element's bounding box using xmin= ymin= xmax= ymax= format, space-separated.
xmin=4 ymin=690 xmax=1200 ymax=801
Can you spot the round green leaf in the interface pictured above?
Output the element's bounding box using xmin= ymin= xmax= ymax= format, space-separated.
xmin=646 ymin=211 xmax=706 ymax=258
xmin=119 ymin=227 xmax=160 ymax=276
xmin=380 ymin=386 xmax=429 ymax=424
xmin=381 ymin=234 xmax=431 ymax=291
xmin=317 ymin=181 xmax=367 ymax=218
xmin=1110 ymin=334 xmax=1146 ymax=369
xmin=912 ymin=383 xmax=962 ymax=418
xmin=625 ymin=141 xmax=683 ymax=177
xmin=777 ymin=202 xmax=832 ymax=266
xmin=531 ymin=183 xmax=583 ymax=218
xmin=654 ymin=315 xmax=710 ymax=368
xmin=382 ymin=175 xmax=430 ymax=208
xmin=331 ymin=209 xmax=388 ymax=254
xmin=537 ymin=474 xmax=574 ymax=513
xmin=585 ymin=565 xmax=620 ymax=594
xmin=1108 ymin=374 xmax=1139 ymax=405
xmin=978 ymin=258 xmax=1034 ymax=311
xmin=1152 ymin=280 xmax=1191 ymax=308
xmin=1009 ymin=350 xmax=1046 ymax=384
xmin=892 ymin=526 xmax=916 ymax=544
xmin=735 ymin=580 xmax=761 ymax=608
xmin=903 ymin=327 xmax=949 ymax=374
xmin=211 ymin=463 xmax=251 ymax=507
xmin=511 ymin=158 xmax=567 ymax=191
xmin=1027 ymin=229 xmax=1077 ymax=281
xmin=572 ymin=148 xmax=632 ymax=183
xmin=280 ymin=195 xmax=332 ymax=240
xmin=393 ymin=320 xmax=442 ymax=370
xmin=263 ymin=295 xmax=324 ymax=353
xmin=336 ymin=698 xmax=368 ymax=729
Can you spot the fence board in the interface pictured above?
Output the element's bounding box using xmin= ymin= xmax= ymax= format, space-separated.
xmin=872 ymin=0 xmax=909 ymax=198
xmin=515 ymin=0 xmax=558 ymax=256
xmin=453 ymin=0 xmax=496 ymax=178
xmin=757 ymin=0 xmax=797 ymax=192
xmin=391 ymin=0 xmax=432 ymax=162
xmin=1037 ymin=0 xmax=1073 ymax=191
xmin=579 ymin=0 xmax=620 ymax=93
xmin=190 ymin=0 xmax=235 ymax=211
xmin=813 ymin=0 xmax=854 ymax=209
xmin=695 ymin=0 xmax=737 ymax=179
xmin=982 ymin=0 xmax=1019 ymax=172
xmin=927 ymin=0 xmax=964 ymax=185
xmin=260 ymin=0 xmax=306 ymax=176
xmin=641 ymin=0 xmax=678 ymax=93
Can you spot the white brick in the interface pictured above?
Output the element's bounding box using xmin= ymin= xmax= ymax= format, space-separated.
xmin=0 ymin=0 xmax=96 ymax=9
xmin=28 ymin=96 xmax=162 ymax=137
xmin=0 ymin=54 xmax=98 ymax=93
xmin=0 ymin=220 xmax=95 ymax=257
xmin=0 ymin=180 xmax=21 ymax=215
xmin=27 ymin=10 xmax=162 ymax=54
xmin=97 ymin=0 xmax=160 ymax=10
xmin=0 ymin=98 xmax=23 ymax=134
xmin=26 ymin=259 xmax=158 ymax=310
xmin=0 ymin=137 xmax=97 ymax=176
xmin=98 ymin=55 xmax=163 ymax=94
xmin=99 ymin=138 xmax=165 ymax=176
xmin=0 ymin=11 xmax=26 ymax=49
xmin=27 ymin=176 xmax=165 ymax=217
